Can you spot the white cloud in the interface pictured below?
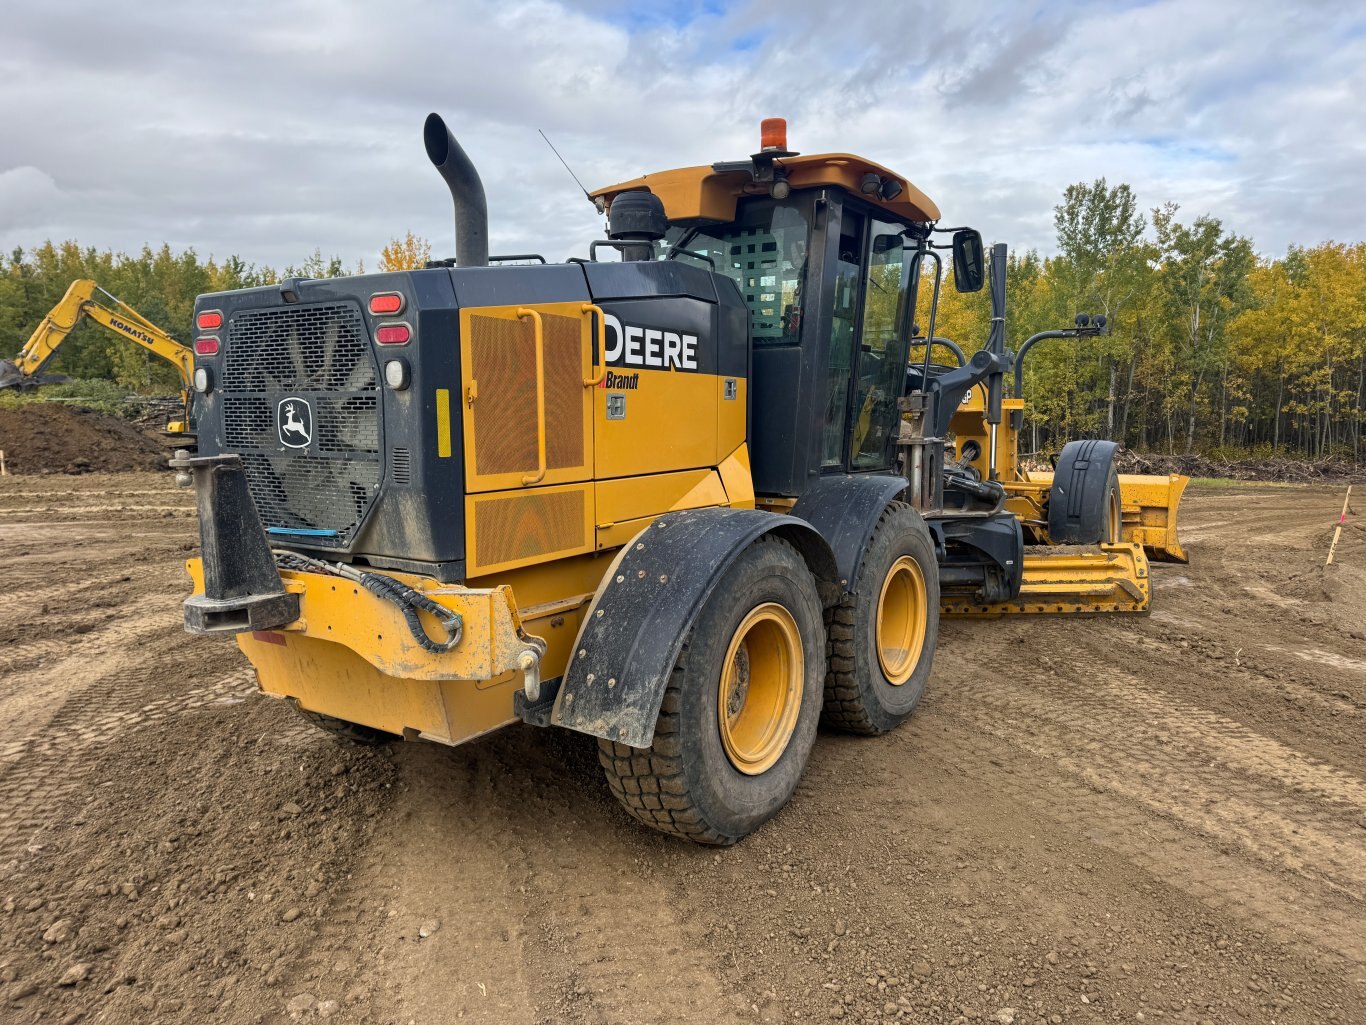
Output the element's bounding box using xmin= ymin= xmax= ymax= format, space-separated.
xmin=0 ymin=166 xmax=63 ymax=233
xmin=0 ymin=0 xmax=1360 ymax=268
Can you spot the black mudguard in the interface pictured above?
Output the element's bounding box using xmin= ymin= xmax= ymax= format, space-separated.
xmin=790 ymin=474 xmax=911 ymax=593
xmin=552 ymin=507 xmax=837 ymax=747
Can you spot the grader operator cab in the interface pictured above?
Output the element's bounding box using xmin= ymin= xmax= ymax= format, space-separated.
xmin=175 ymin=114 xmax=1186 ymax=844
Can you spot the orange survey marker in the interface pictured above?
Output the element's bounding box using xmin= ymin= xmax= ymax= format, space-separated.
xmin=1325 ymin=485 xmax=1353 ymax=566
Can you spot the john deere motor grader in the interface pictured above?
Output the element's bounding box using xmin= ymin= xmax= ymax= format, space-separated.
xmin=175 ymin=114 xmax=1185 ymax=844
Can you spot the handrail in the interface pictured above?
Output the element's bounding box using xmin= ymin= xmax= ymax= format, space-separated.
xmin=517 ymin=308 xmax=547 ymax=485
xmin=581 ymin=303 xmax=607 ymax=387
xmin=908 ymin=336 xmax=966 ymax=368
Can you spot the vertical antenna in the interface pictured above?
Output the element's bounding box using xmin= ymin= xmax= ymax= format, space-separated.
xmin=539 ymin=129 xmax=595 ymax=205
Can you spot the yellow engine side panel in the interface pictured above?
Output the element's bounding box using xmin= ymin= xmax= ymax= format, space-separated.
xmin=595 ymin=367 xmax=719 ymax=478
xmin=594 ymin=468 xmax=730 ymax=549
xmin=717 ymin=374 xmax=746 ymax=464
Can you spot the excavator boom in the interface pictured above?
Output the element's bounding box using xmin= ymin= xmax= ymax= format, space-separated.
xmin=0 ymin=279 xmax=196 ymax=433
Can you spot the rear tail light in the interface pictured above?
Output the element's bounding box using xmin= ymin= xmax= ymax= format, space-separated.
xmin=375 ymin=323 xmax=411 ymax=345
xmin=369 ymin=292 xmax=404 ymax=315
xmin=194 ymin=337 xmax=220 ymax=356
xmin=196 ymin=310 xmax=223 ymax=330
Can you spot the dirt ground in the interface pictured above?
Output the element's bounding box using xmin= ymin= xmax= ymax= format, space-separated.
xmin=0 ymin=473 xmax=1363 ymax=1025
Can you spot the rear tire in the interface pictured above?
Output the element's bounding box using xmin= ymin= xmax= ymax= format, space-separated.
xmin=822 ymin=502 xmax=939 ymax=735
xmin=597 ymin=535 xmax=825 ymax=845
xmin=289 ymin=701 xmax=398 ymax=747
xmin=1049 ymin=439 xmax=1122 ymax=545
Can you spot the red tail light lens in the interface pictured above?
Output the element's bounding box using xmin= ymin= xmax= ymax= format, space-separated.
xmin=375 ymin=323 xmax=411 ymax=345
xmin=196 ymin=310 xmax=223 ymax=330
xmin=194 ymin=337 xmax=220 ymax=356
xmin=369 ymin=293 xmax=404 ymax=315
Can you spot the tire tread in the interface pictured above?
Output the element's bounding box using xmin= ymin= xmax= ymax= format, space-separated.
xmin=596 ymin=535 xmax=815 ymax=846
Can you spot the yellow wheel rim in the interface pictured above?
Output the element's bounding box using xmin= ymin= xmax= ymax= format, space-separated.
xmin=717 ymin=603 xmax=803 ymax=776
xmin=876 ymin=556 xmax=928 ymax=686
xmin=1107 ymin=487 xmax=1122 ymax=544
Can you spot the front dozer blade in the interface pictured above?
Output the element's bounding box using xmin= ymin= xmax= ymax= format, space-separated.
xmin=943 ymin=542 xmax=1150 ymax=617
xmin=1117 ymin=473 xmax=1189 ymax=563
xmin=1028 ymin=470 xmax=1190 ymax=563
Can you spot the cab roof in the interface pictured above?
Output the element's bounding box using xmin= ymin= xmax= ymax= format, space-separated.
xmin=590 ymin=152 xmax=940 ymax=227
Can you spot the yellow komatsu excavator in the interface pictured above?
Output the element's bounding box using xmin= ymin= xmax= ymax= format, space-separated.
xmin=0 ymin=279 xmax=197 ymax=435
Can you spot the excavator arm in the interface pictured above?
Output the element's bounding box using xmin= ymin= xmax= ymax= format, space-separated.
xmin=0 ymin=279 xmax=196 ymax=434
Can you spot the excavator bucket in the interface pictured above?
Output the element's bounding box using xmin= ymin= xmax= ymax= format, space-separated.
xmin=942 ymin=542 xmax=1151 ymax=617
xmin=0 ymin=359 xmax=24 ymax=388
xmin=1027 ymin=470 xmax=1190 ymax=564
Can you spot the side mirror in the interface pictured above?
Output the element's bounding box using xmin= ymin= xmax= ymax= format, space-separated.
xmin=951 ymin=229 xmax=985 ymax=293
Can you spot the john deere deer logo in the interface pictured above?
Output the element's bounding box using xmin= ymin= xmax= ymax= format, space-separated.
xmin=277 ymin=398 xmax=313 ymax=449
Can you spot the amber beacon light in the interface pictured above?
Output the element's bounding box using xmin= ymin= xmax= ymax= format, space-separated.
xmin=760 ymin=118 xmax=787 ymax=152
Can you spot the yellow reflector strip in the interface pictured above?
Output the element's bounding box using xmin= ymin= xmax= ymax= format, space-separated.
xmin=436 ymin=388 xmax=452 ymax=458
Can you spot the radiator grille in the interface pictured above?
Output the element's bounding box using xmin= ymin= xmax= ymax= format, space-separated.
xmin=471 ymin=488 xmax=589 ymax=572
xmin=221 ymin=302 xmax=380 ymax=546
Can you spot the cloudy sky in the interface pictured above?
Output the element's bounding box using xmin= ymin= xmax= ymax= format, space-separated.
xmin=1 ymin=0 xmax=1362 ymax=270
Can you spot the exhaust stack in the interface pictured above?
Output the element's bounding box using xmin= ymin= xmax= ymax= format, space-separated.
xmin=423 ymin=113 xmax=489 ymax=268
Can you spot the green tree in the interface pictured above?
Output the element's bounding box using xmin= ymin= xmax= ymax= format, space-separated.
xmin=1152 ymin=204 xmax=1255 ymax=453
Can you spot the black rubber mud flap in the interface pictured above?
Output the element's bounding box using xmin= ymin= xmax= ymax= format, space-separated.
xmin=790 ymin=474 xmax=910 ymax=592
xmin=1049 ymin=439 xmax=1121 ymax=545
xmin=552 ymin=508 xmax=837 ymax=748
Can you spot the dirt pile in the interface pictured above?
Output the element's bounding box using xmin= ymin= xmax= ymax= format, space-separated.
xmin=1116 ymin=449 xmax=1365 ymax=483
xmin=0 ymin=403 xmax=169 ymax=474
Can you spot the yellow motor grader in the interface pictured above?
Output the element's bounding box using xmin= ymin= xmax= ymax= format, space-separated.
xmin=174 ymin=114 xmax=1187 ymax=845
xmin=911 ymin=324 xmax=1188 ymax=616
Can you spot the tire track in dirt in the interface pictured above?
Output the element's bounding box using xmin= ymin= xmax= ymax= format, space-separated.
xmin=0 ymin=655 xmax=255 ymax=861
xmin=301 ymin=730 xmax=743 ymax=1025
xmin=500 ymin=734 xmax=741 ymax=1025
xmin=292 ymin=739 xmax=540 ymax=1023
xmin=0 ymin=489 xmax=184 ymax=501
xmin=925 ymin=638 xmax=1366 ymax=966
xmin=0 ymin=505 xmax=194 ymax=517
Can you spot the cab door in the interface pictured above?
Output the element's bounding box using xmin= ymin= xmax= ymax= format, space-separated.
xmin=819 ymin=208 xmax=914 ymax=473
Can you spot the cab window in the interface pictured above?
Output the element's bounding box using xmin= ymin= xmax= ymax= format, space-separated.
xmin=664 ymin=200 xmax=809 ymax=345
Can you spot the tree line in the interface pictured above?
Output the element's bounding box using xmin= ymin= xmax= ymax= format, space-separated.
xmin=2 ymin=194 xmax=1361 ymax=460
xmin=929 ymin=182 xmax=1364 ymax=460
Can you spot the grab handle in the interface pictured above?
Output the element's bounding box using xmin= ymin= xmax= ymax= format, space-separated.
xmin=582 ymin=302 xmax=607 ymax=387
xmin=517 ymin=308 xmax=547 ymax=485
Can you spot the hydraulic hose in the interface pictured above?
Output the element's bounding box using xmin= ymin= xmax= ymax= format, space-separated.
xmin=272 ymin=551 xmax=463 ymax=653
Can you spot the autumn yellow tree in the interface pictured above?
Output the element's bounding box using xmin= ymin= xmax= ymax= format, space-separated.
xmin=379 ymin=232 xmax=432 ymax=272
